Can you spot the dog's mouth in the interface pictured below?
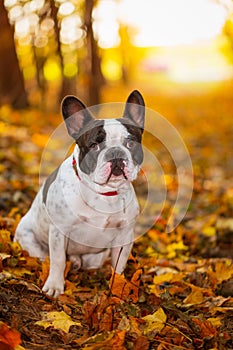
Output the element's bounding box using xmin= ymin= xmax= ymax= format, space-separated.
xmin=106 ymin=159 xmax=128 ymax=183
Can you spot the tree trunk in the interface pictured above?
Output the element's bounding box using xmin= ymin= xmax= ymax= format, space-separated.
xmin=84 ymin=0 xmax=104 ymax=106
xmin=50 ymin=0 xmax=77 ymax=101
xmin=0 ymin=2 xmax=28 ymax=109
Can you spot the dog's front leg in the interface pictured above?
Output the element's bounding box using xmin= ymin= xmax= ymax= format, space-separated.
xmin=111 ymin=242 xmax=133 ymax=274
xmin=42 ymin=226 xmax=68 ymax=298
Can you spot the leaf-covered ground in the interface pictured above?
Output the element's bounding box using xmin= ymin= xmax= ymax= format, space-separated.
xmin=0 ymin=81 xmax=233 ymax=349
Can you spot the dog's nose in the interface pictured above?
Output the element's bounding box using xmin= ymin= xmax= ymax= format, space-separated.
xmin=110 ymin=158 xmax=125 ymax=176
xmin=104 ymin=147 xmax=126 ymax=163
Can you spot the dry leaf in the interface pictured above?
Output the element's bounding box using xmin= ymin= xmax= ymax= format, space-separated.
xmin=192 ymin=318 xmax=218 ymax=338
xmin=83 ymin=330 xmax=126 ymax=350
xmin=143 ymin=307 xmax=167 ymax=335
xmin=207 ymin=317 xmax=222 ymax=327
xmin=134 ymin=335 xmax=149 ymax=350
xmin=0 ymin=322 xmax=22 ymax=349
xmin=202 ymin=226 xmax=216 ymax=237
xmin=35 ymin=311 xmax=81 ymax=333
xmin=109 ymin=269 xmax=142 ymax=302
xmin=184 ymin=286 xmax=205 ymax=305
xmin=38 ymin=256 xmax=50 ymax=286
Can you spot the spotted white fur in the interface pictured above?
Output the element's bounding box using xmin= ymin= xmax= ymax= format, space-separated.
xmin=15 ymin=90 xmax=145 ymax=298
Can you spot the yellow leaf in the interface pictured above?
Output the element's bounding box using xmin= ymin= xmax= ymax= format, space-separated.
xmin=0 ymin=229 xmax=11 ymax=244
xmin=210 ymin=260 xmax=233 ymax=284
xmin=166 ymin=240 xmax=188 ymax=258
xmin=207 ymin=317 xmax=222 ymax=327
xmin=184 ymin=287 xmax=205 ymax=305
xmin=6 ymin=267 xmax=32 ymax=277
xmin=147 ymin=229 xmax=159 ymax=242
xmin=35 ymin=311 xmax=81 ymax=333
xmin=0 ymin=253 xmax=11 ymax=260
xmin=153 ymin=272 xmax=174 ymax=285
xmin=11 ymin=241 xmax=22 ymax=255
xmin=202 ymin=226 xmax=216 ymax=237
xmin=143 ymin=307 xmax=167 ymax=334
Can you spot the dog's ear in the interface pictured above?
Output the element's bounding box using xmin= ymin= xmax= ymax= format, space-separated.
xmin=61 ymin=96 xmax=93 ymax=139
xmin=123 ymin=90 xmax=145 ymax=130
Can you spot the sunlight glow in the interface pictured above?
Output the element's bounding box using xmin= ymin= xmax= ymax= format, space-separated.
xmin=29 ymin=0 xmax=45 ymax=12
xmin=58 ymin=1 xmax=75 ymax=16
xmin=4 ymin=0 xmax=17 ymax=7
xmin=15 ymin=17 xmax=30 ymax=38
xmin=93 ymin=0 xmax=120 ymax=48
xmin=95 ymin=0 xmax=229 ymax=48
xmin=43 ymin=58 xmax=61 ymax=81
xmin=41 ymin=18 xmax=54 ymax=32
xmin=101 ymin=59 xmax=122 ymax=80
xmin=8 ymin=5 xmax=23 ymax=23
xmin=64 ymin=63 xmax=78 ymax=78
xmin=130 ymin=0 xmax=228 ymax=46
xmin=60 ymin=15 xmax=83 ymax=45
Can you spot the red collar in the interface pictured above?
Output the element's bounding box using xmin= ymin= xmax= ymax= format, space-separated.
xmin=72 ymin=156 xmax=118 ymax=197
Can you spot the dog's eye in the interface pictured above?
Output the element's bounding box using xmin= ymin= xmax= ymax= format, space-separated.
xmin=126 ymin=140 xmax=136 ymax=149
xmin=89 ymin=143 xmax=100 ymax=151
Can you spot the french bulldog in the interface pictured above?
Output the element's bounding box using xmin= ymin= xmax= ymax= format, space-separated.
xmin=15 ymin=90 xmax=145 ymax=298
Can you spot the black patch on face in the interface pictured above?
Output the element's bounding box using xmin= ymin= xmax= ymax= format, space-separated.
xmin=76 ymin=120 xmax=106 ymax=174
xmin=117 ymin=118 xmax=144 ymax=165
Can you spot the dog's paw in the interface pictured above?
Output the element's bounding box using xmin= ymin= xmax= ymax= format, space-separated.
xmin=42 ymin=276 xmax=64 ymax=298
xmin=69 ymin=254 xmax=82 ymax=270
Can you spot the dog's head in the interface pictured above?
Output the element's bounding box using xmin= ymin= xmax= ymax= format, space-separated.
xmin=62 ymin=90 xmax=145 ymax=188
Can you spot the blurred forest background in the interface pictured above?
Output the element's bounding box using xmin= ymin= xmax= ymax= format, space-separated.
xmin=1 ymin=0 xmax=233 ymax=111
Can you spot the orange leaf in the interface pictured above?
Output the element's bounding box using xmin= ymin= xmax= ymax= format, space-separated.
xmin=109 ymin=269 xmax=142 ymax=303
xmin=192 ymin=318 xmax=218 ymax=338
xmin=83 ymin=293 xmax=120 ymax=331
xmin=83 ymin=330 xmax=126 ymax=350
xmin=134 ymin=335 xmax=149 ymax=350
xmin=208 ymin=260 xmax=233 ymax=287
xmin=64 ymin=260 xmax=71 ymax=278
xmin=23 ymin=256 xmax=41 ymax=271
xmin=0 ymin=322 xmax=22 ymax=349
xmin=39 ymin=256 xmax=50 ymax=286
xmin=184 ymin=286 xmax=205 ymax=305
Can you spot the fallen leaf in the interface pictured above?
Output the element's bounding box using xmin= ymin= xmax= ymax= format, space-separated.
xmin=0 ymin=253 xmax=11 ymax=261
xmin=153 ymin=272 xmax=174 ymax=285
xmin=5 ymin=267 xmax=33 ymax=277
xmin=38 ymin=256 xmax=50 ymax=286
xmin=109 ymin=269 xmax=142 ymax=302
xmin=134 ymin=335 xmax=149 ymax=350
xmin=202 ymin=226 xmax=216 ymax=237
xmin=192 ymin=317 xmax=218 ymax=338
xmin=142 ymin=307 xmax=167 ymax=335
xmin=208 ymin=260 xmax=233 ymax=286
xmin=0 ymin=322 xmax=22 ymax=349
xmin=83 ymin=293 xmax=120 ymax=331
xmin=83 ymin=330 xmax=126 ymax=350
xmin=184 ymin=286 xmax=205 ymax=305
xmin=0 ymin=230 xmax=11 ymax=253
xmin=35 ymin=311 xmax=81 ymax=333
xmin=207 ymin=317 xmax=222 ymax=327
xmin=166 ymin=240 xmax=188 ymax=259
xmin=64 ymin=280 xmax=78 ymax=295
